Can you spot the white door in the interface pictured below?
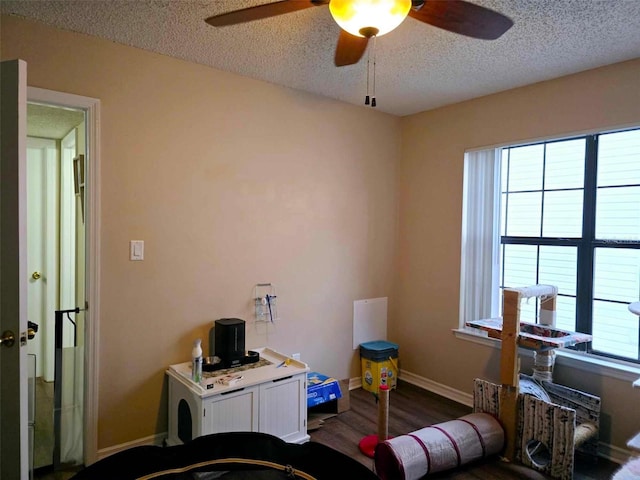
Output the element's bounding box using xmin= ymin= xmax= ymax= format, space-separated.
xmin=1 ymin=59 xmax=29 ymax=479
xmin=26 ymin=137 xmax=58 ymax=381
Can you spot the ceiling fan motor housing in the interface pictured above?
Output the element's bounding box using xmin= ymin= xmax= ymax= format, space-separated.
xmin=329 ymin=0 xmax=412 ymax=38
xmin=359 ymin=26 xmax=379 ymax=38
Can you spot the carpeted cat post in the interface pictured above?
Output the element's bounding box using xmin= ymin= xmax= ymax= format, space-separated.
xmin=358 ymin=384 xmax=390 ymax=458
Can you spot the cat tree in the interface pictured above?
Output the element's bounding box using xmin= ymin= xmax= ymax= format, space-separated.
xmin=469 ymin=285 xmax=600 ymax=480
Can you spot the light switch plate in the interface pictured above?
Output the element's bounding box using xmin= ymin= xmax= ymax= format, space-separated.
xmin=130 ymin=240 xmax=144 ymax=261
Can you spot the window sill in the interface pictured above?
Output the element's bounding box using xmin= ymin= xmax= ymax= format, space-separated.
xmin=453 ymin=327 xmax=640 ymax=384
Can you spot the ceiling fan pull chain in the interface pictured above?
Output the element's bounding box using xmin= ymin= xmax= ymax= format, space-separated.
xmin=371 ymin=35 xmax=377 ymax=108
xmin=365 ymin=45 xmax=370 ymax=105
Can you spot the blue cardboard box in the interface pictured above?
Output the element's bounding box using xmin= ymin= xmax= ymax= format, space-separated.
xmin=307 ymin=372 xmax=342 ymax=408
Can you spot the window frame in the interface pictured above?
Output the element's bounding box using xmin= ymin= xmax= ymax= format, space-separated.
xmin=461 ymin=127 xmax=640 ymax=365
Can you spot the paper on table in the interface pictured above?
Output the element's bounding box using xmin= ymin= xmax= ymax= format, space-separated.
xmin=216 ymin=374 xmax=243 ymax=386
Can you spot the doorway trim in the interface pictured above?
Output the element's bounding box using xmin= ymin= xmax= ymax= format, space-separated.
xmin=27 ymin=87 xmax=101 ymax=466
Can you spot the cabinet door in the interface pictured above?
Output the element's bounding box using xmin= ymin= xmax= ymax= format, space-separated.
xmin=203 ymin=386 xmax=258 ymax=435
xmin=259 ymin=374 xmax=306 ymax=442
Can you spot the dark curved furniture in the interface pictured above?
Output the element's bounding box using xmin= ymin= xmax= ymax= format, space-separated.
xmin=71 ymin=432 xmax=379 ymax=479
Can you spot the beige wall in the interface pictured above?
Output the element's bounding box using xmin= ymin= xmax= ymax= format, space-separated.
xmin=395 ymin=58 xmax=640 ymax=451
xmin=1 ymin=16 xmax=400 ymax=448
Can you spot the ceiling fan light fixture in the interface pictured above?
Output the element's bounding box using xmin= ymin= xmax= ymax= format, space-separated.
xmin=329 ymin=0 xmax=411 ymax=38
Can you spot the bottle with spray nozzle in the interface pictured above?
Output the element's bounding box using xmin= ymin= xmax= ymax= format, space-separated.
xmin=192 ymin=338 xmax=203 ymax=384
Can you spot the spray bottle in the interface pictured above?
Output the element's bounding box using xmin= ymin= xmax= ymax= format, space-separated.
xmin=192 ymin=338 xmax=203 ymax=384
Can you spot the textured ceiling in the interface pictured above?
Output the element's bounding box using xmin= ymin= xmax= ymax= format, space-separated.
xmin=4 ymin=0 xmax=640 ymax=116
xmin=27 ymin=103 xmax=84 ymax=139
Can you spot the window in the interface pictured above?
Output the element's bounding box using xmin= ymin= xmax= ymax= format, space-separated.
xmin=461 ymin=127 xmax=640 ymax=363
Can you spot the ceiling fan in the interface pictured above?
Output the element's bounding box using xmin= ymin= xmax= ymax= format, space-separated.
xmin=205 ymin=0 xmax=514 ymax=67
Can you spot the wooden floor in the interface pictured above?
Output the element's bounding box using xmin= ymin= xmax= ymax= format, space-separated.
xmin=309 ymin=381 xmax=622 ymax=479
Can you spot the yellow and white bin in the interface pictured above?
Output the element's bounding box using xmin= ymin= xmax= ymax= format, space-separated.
xmin=359 ymin=340 xmax=399 ymax=394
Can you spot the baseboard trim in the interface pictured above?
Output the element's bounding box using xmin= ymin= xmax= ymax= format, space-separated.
xmin=399 ymin=369 xmax=474 ymax=407
xmin=600 ymin=442 xmax=634 ymax=465
xmin=96 ymin=432 xmax=165 ymax=461
xmin=348 ymin=377 xmax=362 ymax=390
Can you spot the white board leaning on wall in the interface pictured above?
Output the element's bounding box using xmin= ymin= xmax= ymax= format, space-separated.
xmin=353 ymin=297 xmax=388 ymax=349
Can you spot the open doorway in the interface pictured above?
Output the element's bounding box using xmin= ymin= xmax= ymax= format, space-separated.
xmin=27 ymin=102 xmax=86 ymax=476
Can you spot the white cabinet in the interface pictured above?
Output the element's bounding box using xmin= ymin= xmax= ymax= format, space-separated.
xmin=166 ymin=347 xmax=309 ymax=446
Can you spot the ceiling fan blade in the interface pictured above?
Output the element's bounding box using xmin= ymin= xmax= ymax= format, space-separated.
xmin=409 ymin=0 xmax=513 ymax=40
xmin=205 ymin=0 xmax=321 ymax=27
xmin=335 ymin=30 xmax=369 ymax=67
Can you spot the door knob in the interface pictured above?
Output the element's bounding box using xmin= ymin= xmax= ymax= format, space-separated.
xmin=0 ymin=330 xmax=15 ymax=348
xmin=32 ymin=271 xmax=41 ymax=280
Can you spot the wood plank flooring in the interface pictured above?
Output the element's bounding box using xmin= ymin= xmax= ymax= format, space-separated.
xmin=309 ymin=381 xmax=622 ymax=479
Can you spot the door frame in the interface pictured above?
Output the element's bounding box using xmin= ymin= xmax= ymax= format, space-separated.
xmin=27 ymin=87 xmax=101 ymax=466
